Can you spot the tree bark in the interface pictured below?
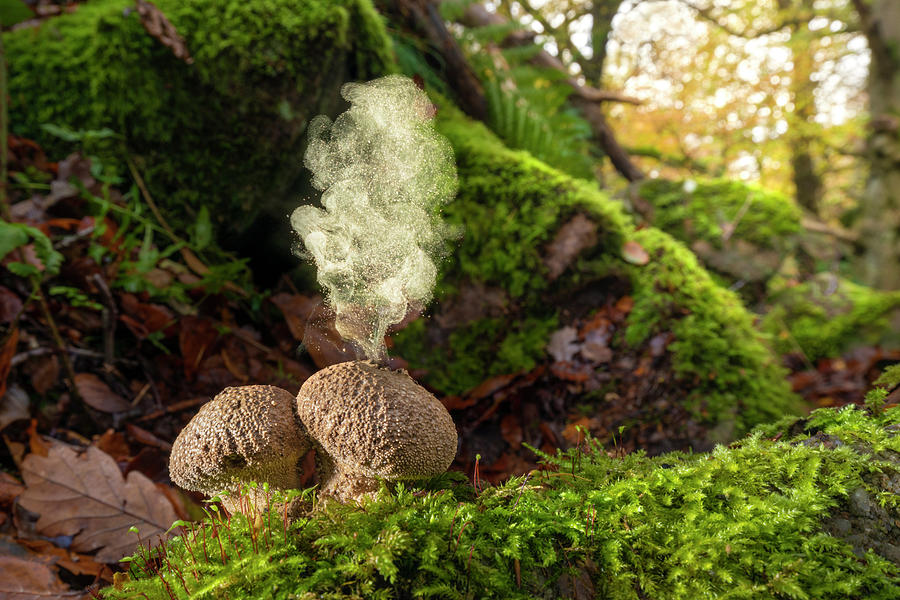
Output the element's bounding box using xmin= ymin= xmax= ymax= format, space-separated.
xmin=852 ymin=0 xmax=900 ymax=289
xmin=378 ymin=0 xmax=488 ymax=122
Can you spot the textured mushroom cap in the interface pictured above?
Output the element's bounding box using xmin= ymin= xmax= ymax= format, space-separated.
xmin=296 ymin=360 xmax=457 ymax=480
xmin=169 ymin=385 xmax=310 ymax=495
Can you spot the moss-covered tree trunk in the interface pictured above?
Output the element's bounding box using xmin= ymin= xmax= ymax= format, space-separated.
xmin=853 ymin=0 xmax=900 ymax=290
xmin=4 ymin=0 xmax=394 ymax=271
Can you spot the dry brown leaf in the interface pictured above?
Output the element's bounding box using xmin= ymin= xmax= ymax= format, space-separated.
xmin=126 ymin=423 xmax=172 ymax=451
xmin=28 ymin=355 xmax=59 ymax=395
xmin=0 ymin=328 xmax=19 ymax=400
xmin=0 ymin=555 xmax=73 ymax=599
xmin=94 ymin=429 xmax=130 ymax=461
xmin=0 ymin=384 xmax=30 ymax=431
xmin=499 ymin=414 xmax=523 ymax=450
xmin=178 ymin=316 xmax=218 ymax=379
xmin=135 ymin=0 xmax=194 ymax=64
xmin=547 ymin=327 xmax=579 ymax=363
xmin=18 ymin=443 xmax=178 ymax=563
xmin=0 ymin=287 xmax=23 ymax=324
xmin=270 ymin=293 xmax=314 ymax=341
xmin=0 ymin=471 xmax=25 ymax=505
xmin=543 ymin=214 xmax=598 ymax=280
xmin=74 ymin=374 xmax=131 ymax=413
xmin=622 ymin=240 xmax=650 ymax=265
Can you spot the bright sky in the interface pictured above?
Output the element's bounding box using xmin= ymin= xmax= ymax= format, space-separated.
xmin=500 ymin=0 xmax=870 ymax=127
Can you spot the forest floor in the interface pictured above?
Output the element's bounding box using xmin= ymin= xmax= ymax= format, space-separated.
xmin=1 ymin=139 xmax=898 ymax=597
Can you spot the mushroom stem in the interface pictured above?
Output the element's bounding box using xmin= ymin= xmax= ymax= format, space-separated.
xmin=314 ymin=445 xmax=381 ymax=502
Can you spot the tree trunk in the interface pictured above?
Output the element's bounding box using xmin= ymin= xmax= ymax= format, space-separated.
xmin=853 ymin=0 xmax=900 ymax=289
xmin=583 ymin=0 xmax=624 ymax=84
xmin=461 ymin=3 xmax=645 ymax=182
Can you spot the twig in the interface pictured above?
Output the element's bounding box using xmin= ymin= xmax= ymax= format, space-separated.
xmin=33 ymin=281 xmax=82 ymax=403
xmin=136 ymin=395 xmax=210 ymax=422
xmin=91 ymin=273 xmax=118 ymax=363
xmin=11 ymin=345 xmax=109 ymax=367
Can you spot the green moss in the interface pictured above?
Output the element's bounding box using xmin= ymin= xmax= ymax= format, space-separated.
xmin=636 ymin=178 xmax=801 ymax=289
xmin=107 ymin=405 xmax=900 ymax=599
xmin=435 ymin=109 xmax=628 ymax=300
xmin=761 ymin=275 xmax=900 ymax=360
xmin=623 ymin=228 xmax=799 ymax=428
xmin=398 ymin=315 xmax=559 ymax=396
xmin=396 ymin=107 xmax=796 ymax=431
xmin=638 ymin=178 xmax=801 ymax=250
xmin=4 ymin=0 xmax=393 ymax=232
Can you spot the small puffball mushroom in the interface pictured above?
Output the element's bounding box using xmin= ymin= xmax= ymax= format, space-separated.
xmin=169 ymin=385 xmax=310 ymax=513
xmin=296 ymin=360 xmax=457 ymax=502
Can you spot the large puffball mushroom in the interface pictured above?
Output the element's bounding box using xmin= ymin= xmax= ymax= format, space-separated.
xmin=169 ymin=385 xmax=311 ymax=514
xmin=296 ymin=360 xmax=457 ymax=503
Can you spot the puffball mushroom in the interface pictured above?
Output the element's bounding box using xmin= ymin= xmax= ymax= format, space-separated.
xmin=296 ymin=360 xmax=458 ymax=503
xmin=169 ymin=385 xmax=310 ymax=513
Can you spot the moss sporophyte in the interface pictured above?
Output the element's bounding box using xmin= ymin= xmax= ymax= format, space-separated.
xmin=117 ymin=404 xmax=900 ymax=599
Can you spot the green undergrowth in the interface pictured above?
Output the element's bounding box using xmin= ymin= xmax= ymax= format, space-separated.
xmin=107 ymin=404 xmax=900 ymax=599
xmin=761 ymin=274 xmax=900 ymax=360
xmin=396 ymin=107 xmax=796 ymax=431
xmin=635 ymin=178 xmax=801 ymax=293
xmin=637 ymin=178 xmax=801 ymax=251
xmin=4 ymin=0 xmax=393 ymax=234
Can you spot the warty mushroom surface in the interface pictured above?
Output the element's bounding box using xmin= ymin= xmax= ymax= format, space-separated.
xmin=296 ymin=360 xmax=458 ymax=502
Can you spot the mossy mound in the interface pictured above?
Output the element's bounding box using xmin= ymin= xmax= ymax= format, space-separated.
xmin=107 ymin=405 xmax=900 ymax=599
xmin=634 ymin=178 xmax=801 ymax=292
xmin=4 ymin=0 xmax=393 ymax=236
xmin=395 ymin=108 xmax=797 ymax=435
xmin=761 ymin=274 xmax=900 ymax=360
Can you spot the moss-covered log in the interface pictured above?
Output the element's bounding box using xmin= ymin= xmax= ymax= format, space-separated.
xmin=761 ymin=274 xmax=900 ymax=360
xmin=107 ymin=405 xmax=900 ymax=599
xmin=5 ymin=0 xmax=393 ymax=240
xmin=395 ymin=108 xmax=798 ymax=441
xmin=632 ymin=178 xmax=802 ymax=295
xmin=8 ymin=2 xmax=797 ymax=440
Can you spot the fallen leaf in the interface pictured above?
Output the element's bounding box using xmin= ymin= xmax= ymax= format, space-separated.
xmin=467 ymin=373 xmax=517 ymax=401
xmin=580 ymin=329 xmax=613 ymax=363
xmin=440 ymin=395 xmax=479 ymax=411
xmin=622 ymin=240 xmax=649 ymax=265
xmin=94 ymin=429 xmax=130 ymax=461
xmin=119 ymin=294 xmax=174 ymax=336
xmin=542 ymin=214 xmax=598 ymax=280
xmin=126 ymin=423 xmax=172 ymax=452
xmin=16 ymin=539 xmax=108 ymax=578
xmin=136 ymin=0 xmax=194 ymax=63
xmin=74 ymin=374 xmax=131 ymax=413
xmin=550 ymin=361 xmax=592 ymax=383
xmin=0 ymin=328 xmax=19 ymax=400
xmin=562 ymin=417 xmax=599 ymax=445
xmin=270 ymin=293 xmax=315 ymax=341
xmin=0 ymin=555 xmax=71 ymax=599
xmin=614 ymin=296 xmax=635 ymax=314
xmin=18 ymin=443 xmax=178 ymax=563
xmin=25 ymin=419 xmax=49 ymax=457
xmin=0 ymin=472 xmax=24 ymax=505
xmin=0 ymin=384 xmax=30 ymax=431
xmin=0 ymin=286 xmax=22 ymax=324
xmin=178 ymin=316 xmax=218 ymax=379
xmin=28 ymin=354 xmax=59 ymax=395
xmin=547 ymin=327 xmax=579 ymax=363
xmin=500 ymin=414 xmax=523 ymax=450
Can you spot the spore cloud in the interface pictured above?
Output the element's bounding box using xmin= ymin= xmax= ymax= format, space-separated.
xmin=291 ymin=75 xmax=457 ymax=362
